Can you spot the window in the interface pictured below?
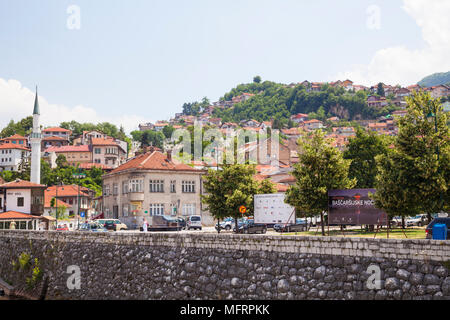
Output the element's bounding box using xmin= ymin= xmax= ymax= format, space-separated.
xmin=113 ymin=183 xmax=118 ymax=195
xmin=149 ymin=180 xmax=164 ymax=193
xmin=104 ymin=184 xmax=110 ymax=196
xmin=182 ymin=204 xmax=196 ymax=216
xmin=170 ymin=180 xmax=176 ymax=193
xmin=122 ymin=204 xmax=129 ymax=217
xmin=95 ymin=148 xmax=101 ymax=154
xmin=182 ymin=181 xmax=195 ymax=193
xmin=122 ymin=181 xmax=129 ymax=194
xmin=149 ymin=204 xmax=164 ymax=216
xmin=130 ymin=179 xmax=143 ymax=193
xmin=17 ymin=197 xmax=24 ymax=207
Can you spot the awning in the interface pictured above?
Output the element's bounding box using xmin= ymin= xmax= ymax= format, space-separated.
xmin=40 ymin=216 xmax=56 ymax=221
xmin=92 ymin=212 xmax=104 ymax=220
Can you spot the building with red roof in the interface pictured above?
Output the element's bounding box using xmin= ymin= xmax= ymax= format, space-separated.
xmin=102 ymin=149 xmax=211 ymax=228
xmin=0 ymin=143 xmax=31 ymax=172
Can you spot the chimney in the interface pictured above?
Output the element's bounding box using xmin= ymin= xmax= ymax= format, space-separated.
xmin=167 ymin=150 xmax=172 ymax=161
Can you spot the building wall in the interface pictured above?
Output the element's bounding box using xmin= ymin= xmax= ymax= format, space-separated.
xmin=102 ymin=171 xmax=208 ymax=228
xmin=4 ymin=189 xmax=31 ymax=213
xmin=0 ymin=231 xmax=448 ymax=300
xmin=57 ymin=151 xmax=92 ymax=165
xmin=0 ymin=149 xmax=29 ymax=171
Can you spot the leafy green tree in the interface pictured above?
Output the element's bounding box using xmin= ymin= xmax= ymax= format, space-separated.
xmin=373 ymin=90 xmax=450 ymax=222
xmin=0 ymin=116 xmax=33 ymax=138
xmin=343 ymin=128 xmax=391 ymax=188
xmin=377 ymin=83 xmax=385 ymax=97
xmin=55 ymin=155 xmax=68 ymax=168
xmin=202 ymin=164 xmax=275 ymax=232
xmin=253 ymin=76 xmax=262 ymax=83
xmin=162 ymin=125 xmax=175 ymax=139
xmin=285 ymin=131 xmax=356 ymax=235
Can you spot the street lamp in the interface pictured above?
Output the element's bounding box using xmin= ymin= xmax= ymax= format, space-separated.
xmin=426 ymin=111 xmax=443 ymax=215
xmin=72 ymin=171 xmax=86 ymax=229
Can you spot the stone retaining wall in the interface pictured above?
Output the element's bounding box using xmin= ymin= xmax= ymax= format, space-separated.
xmin=0 ymin=231 xmax=449 ymax=300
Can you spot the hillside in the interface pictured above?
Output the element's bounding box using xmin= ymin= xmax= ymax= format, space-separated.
xmin=418 ymin=71 xmax=450 ymax=87
xmin=209 ymin=81 xmax=399 ymax=124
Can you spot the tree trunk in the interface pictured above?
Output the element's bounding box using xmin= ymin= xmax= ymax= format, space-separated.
xmin=320 ymin=212 xmax=325 ymax=236
xmin=401 ymin=216 xmax=405 ymax=229
xmin=234 ymin=217 xmax=239 ymax=234
xmin=217 ymin=218 xmax=220 ymax=234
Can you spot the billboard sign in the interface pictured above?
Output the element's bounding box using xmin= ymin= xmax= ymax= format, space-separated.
xmin=254 ymin=193 xmax=295 ymax=224
xmin=328 ymin=189 xmax=388 ymax=225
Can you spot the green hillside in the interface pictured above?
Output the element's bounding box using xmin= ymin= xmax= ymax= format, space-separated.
xmin=418 ymin=71 xmax=450 ymax=87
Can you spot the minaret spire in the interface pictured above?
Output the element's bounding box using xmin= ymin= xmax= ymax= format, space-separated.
xmin=33 ymin=85 xmax=40 ymax=115
xmin=30 ymin=85 xmax=42 ymax=184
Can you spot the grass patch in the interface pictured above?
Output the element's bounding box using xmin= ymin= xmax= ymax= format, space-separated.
xmin=281 ymin=227 xmax=426 ymax=239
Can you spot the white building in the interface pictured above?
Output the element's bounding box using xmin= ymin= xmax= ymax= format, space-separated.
xmin=0 ymin=144 xmax=30 ymax=172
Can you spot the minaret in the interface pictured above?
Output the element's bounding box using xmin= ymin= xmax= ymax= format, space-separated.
xmin=30 ymin=87 xmax=42 ymax=184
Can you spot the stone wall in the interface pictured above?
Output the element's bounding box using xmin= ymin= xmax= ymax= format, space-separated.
xmin=0 ymin=230 xmax=449 ymax=300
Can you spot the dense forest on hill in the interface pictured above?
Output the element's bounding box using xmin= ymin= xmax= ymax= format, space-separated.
xmin=418 ymin=71 xmax=450 ymax=87
xmin=209 ymin=80 xmax=399 ymax=124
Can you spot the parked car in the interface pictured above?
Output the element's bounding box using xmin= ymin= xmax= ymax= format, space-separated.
xmin=406 ymin=214 xmax=429 ymax=227
xmin=274 ymin=218 xmax=307 ymax=233
xmin=176 ymin=217 xmax=186 ymax=230
xmin=56 ymin=224 xmax=69 ymax=232
xmin=79 ymin=222 xmax=108 ymax=232
xmin=186 ymin=215 xmax=202 ymax=231
xmin=215 ymin=217 xmax=235 ymax=231
xmin=234 ymin=219 xmax=267 ymax=234
xmin=96 ymin=219 xmax=128 ymax=231
xmin=425 ymin=217 xmax=450 ymax=239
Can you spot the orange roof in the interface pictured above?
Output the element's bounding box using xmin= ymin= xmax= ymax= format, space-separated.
xmin=109 ymin=151 xmax=202 ymax=174
xmin=1 ymin=134 xmax=27 ymax=140
xmin=0 ymin=144 xmax=30 ymax=151
xmin=42 ymin=136 xmax=68 ymax=141
xmin=0 ymin=211 xmax=39 ymax=219
xmin=45 ymin=145 xmax=90 ymax=153
xmin=42 ymin=127 xmax=71 ymax=133
xmin=275 ymin=184 xmax=289 ymax=192
xmin=91 ymin=138 xmax=118 ymax=146
xmin=0 ymin=179 xmax=46 ymax=189
xmin=46 ymin=185 xmax=92 ymax=198
xmin=44 ymin=194 xmax=72 ymax=208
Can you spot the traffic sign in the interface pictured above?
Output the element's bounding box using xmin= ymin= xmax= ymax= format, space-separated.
xmin=239 ymin=206 xmax=247 ymax=214
xmin=80 ymin=212 xmax=85 ymax=218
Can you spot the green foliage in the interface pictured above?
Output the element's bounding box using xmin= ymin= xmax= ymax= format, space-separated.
xmin=344 ymin=128 xmax=391 ymax=188
xmin=377 ymin=83 xmax=385 ymax=97
xmin=130 ymin=130 xmax=164 ymax=149
xmin=162 ymin=125 xmax=175 ymax=139
xmin=212 ymin=80 xmax=388 ymax=124
xmin=253 ymin=76 xmax=262 ymax=83
xmin=373 ymin=90 xmax=450 ymax=218
xmin=182 ymin=97 xmax=211 ymax=116
xmin=0 ymin=116 xmax=33 ymax=138
xmin=202 ymin=164 xmax=276 ymax=224
xmin=418 ymin=71 xmax=450 ymax=87
xmin=285 ymin=131 xmax=356 ymax=235
xmin=18 ymin=252 xmax=31 ymax=271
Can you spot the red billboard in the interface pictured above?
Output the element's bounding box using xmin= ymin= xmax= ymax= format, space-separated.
xmin=328 ymin=189 xmax=388 ymax=225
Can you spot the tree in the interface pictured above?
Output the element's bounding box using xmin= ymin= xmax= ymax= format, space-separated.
xmin=253 ymin=76 xmax=262 ymax=83
xmin=56 ymin=155 xmax=68 ymax=168
xmin=343 ymin=128 xmax=391 ymax=188
xmin=373 ymin=90 xmax=450 ymax=223
xmin=202 ymin=164 xmax=275 ymax=232
xmin=162 ymin=125 xmax=175 ymax=139
xmin=377 ymin=83 xmax=385 ymax=97
xmin=285 ymin=131 xmax=356 ymax=235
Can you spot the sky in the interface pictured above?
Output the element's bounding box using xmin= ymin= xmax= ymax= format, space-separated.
xmin=0 ymin=0 xmax=449 ymax=133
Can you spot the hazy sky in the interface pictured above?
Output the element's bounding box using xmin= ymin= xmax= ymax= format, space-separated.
xmin=0 ymin=0 xmax=449 ymax=132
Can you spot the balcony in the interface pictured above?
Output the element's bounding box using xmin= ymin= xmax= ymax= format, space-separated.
xmin=129 ymin=192 xmax=144 ymax=202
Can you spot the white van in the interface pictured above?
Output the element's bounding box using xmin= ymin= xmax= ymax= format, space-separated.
xmin=186 ymin=215 xmax=202 ymax=230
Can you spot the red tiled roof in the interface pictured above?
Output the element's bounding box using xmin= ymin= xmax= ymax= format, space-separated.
xmin=0 ymin=179 xmax=46 ymax=189
xmin=0 ymin=144 xmax=30 ymax=151
xmin=0 ymin=211 xmax=39 ymax=220
xmin=44 ymin=194 xmax=72 ymax=208
xmin=45 ymin=145 xmax=90 ymax=153
xmin=42 ymin=127 xmax=71 ymax=133
xmin=42 ymin=136 xmax=68 ymax=141
xmin=91 ymin=138 xmax=118 ymax=146
xmin=109 ymin=151 xmax=202 ymax=174
xmin=45 ymin=185 xmax=92 ymax=198
xmin=1 ymin=134 xmax=27 ymax=140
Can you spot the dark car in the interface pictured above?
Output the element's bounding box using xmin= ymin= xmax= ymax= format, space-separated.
xmin=103 ymin=220 xmax=117 ymax=231
xmin=176 ymin=217 xmax=186 ymax=230
xmin=425 ymin=217 xmax=450 ymax=239
xmin=274 ymin=218 xmax=308 ymax=233
xmin=234 ymin=219 xmax=267 ymax=234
